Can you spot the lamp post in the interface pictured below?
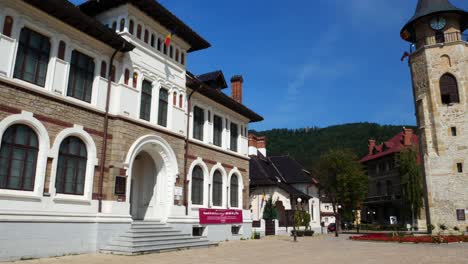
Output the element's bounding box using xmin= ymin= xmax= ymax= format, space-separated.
xmin=292 ymin=197 xmax=302 ymax=242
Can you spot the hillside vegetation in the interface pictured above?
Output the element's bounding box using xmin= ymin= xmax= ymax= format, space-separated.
xmin=252 ymin=122 xmax=415 ymax=172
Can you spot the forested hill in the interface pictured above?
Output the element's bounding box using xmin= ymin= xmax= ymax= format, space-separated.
xmin=251 ymin=123 xmax=416 ymax=171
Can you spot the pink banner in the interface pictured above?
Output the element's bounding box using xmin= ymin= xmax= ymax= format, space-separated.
xmin=199 ymin=208 xmax=243 ymax=224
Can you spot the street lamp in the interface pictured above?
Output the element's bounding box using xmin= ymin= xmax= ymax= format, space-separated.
xmin=292 ymin=197 xmax=302 ymax=242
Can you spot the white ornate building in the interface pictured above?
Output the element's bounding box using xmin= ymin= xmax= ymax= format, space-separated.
xmin=0 ymin=0 xmax=262 ymax=261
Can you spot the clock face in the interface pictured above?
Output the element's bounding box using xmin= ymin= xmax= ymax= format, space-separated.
xmin=430 ymin=16 xmax=446 ymax=31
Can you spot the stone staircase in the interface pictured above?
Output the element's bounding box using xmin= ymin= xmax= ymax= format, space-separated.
xmin=101 ymin=221 xmax=218 ymax=255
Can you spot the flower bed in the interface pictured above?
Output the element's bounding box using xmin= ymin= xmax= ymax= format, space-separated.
xmin=350 ymin=233 xmax=468 ymax=244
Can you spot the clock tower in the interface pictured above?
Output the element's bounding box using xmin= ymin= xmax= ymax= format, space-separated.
xmin=401 ymin=0 xmax=468 ymax=230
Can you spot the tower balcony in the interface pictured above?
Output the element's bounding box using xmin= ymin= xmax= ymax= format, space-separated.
xmin=410 ymin=31 xmax=468 ymax=52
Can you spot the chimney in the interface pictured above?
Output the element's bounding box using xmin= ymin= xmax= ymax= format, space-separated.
xmin=248 ymin=134 xmax=267 ymax=157
xmin=231 ymin=75 xmax=243 ymax=103
xmin=257 ymin=136 xmax=267 ymax=157
xmin=403 ymin=128 xmax=413 ymax=146
xmin=368 ymin=139 xmax=376 ymax=155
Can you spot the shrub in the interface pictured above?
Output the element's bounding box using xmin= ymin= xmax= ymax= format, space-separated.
xmin=262 ymin=198 xmax=278 ymax=221
xmin=439 ymin=224 xmax=448 ymax=231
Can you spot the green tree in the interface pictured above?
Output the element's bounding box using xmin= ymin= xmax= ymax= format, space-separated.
xmin=262 ymin=197 xmax=278 ymax=221
xmin=316 ymin=149 xmax=368 ymax=236
xmin=399 ymin=147 xmax=423 ymax=229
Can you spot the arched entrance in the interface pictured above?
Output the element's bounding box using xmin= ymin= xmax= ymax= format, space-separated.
xmin=130 ymin=152 xmax=157 ymax=220
xmin=125 ymin=135 xmax=178 ymax=222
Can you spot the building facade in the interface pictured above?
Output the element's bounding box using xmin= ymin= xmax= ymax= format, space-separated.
xmin=360 ymin=128 xmax=424 ymax=227
xmin=248 ymin=135 xmax=321 ymax=235
xmin=0 ymin=0 xmax=262 ymax=261
xmin=401 ymin=0 xmax=468 ymax=230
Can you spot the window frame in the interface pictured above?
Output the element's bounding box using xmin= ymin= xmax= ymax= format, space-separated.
xmin=212 ymin=170 xmax=223 ymax=207
xmin=13 ymin=27 xmax=51 ymax=87
xmin=157 ymin=88 xmax=169 ymax=127
xmin=193 ymin=106 xmax=205 ymax=141
xmin=213 ymin=115 xmax=223 ymax=147
xmin=0 ymin=124 xmax=39 ymax=192
xmin=67 ymin=50 xmax=95 ymax=103
xmin=230 ymin=174 xmax=239 ymax=208
xmin=139 ymin=80 xmax=152 ymax=121
xmin=191 ymin=165 xmax=204 ymax=206
xmin=230 ymin=122 xmax=239 ymax=152
xmin=55 ymin=136 xmax=88 ymax=196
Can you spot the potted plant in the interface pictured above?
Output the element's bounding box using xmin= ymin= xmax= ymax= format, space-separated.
xmin=262 ymin=198 xmax=278 ymax=235
xmin=253 ymin=231 xmax=261 ymax=240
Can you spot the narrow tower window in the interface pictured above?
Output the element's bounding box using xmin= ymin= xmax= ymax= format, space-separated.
xmin=451 ymin=127 xmax=457 ymax=136
xmin=440 ymin=74 xmax=459 ymax=104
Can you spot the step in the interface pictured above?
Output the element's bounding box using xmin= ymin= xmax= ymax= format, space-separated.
xmin=131 ymin=224 xmax=166 ymax=229
xmin=127 ymin=227 xmax=173 ymax=233
xmin=116 ymin=234 xmax=192 ymax=243
xmin=118 ymin=234 xmax=191 ymax=242
xmin=101 ymin=241 xmax=218 ymax=255
xmin=110 ymin=237 xmax=210 ymax=248
xmin=120 ymin=231 xmax=182 ymax=238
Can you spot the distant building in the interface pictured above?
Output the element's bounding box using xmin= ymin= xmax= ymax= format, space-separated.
xmin=320 ymin=201 xmax=336 ymax=228
xmin=248 ymin=134 xmax=321 ymax=235
xmin=360 ymin=128 xmax=424 ymax=227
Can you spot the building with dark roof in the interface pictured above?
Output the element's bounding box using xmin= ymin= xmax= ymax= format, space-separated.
xmin=248 ymin=135 xmax=321 ymax=235
xmin=359 ymin=128 xmax=424 ymax=227
xmin=0 ymin=0 xmax=262 ymax=260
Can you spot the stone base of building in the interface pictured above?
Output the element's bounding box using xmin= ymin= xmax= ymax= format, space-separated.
xmin=168 ymin=220 xmax=253 ymax=242
xmin=0 ymin=220 xmax=131 ymax=262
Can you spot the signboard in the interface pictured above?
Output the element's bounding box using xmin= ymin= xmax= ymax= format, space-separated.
xmin=456 ymin=209 xmax=466 ymax=221
xmin=174 ymin=186 xmax=183 ymax=196
xmin=199 ymin=208 xmax=243 ymax=224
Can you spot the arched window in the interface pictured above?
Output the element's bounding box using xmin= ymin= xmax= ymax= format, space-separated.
xmin=55 ymin=137 xmax=87 ymax=195
xmin=150 ymin=34 xmax=155 ymax=47
xmin=175 ymin=49 xmax=180 ymax=62
xmin=100 ymin=61 xmax=107 ymax=78
xmin=163 ymin=44 xmax=167 ymax=55
xmin=111 ymin=21 xmax=117 ymax=31
xmin=179 ymin=94 xmax=183 ymax=108
xmin=157 ymin=38 xmax=162 ymax=51
xmin=119 ymin=18 xmax=125 ymax=32
xmin=129 ymin=20 xmax=134 ymax=34
xmin=137 ymin=24 xmax=142 ymax=39
xmin=376 ymin=182 xmax=381 ymax=195
xmin=133 ymin=72 xmax=138 ymax=88
xmin=440 ymin=73 xmax=459 ymax=104
xmin=124 ymin=69 xmax=130 ymax=85
xmin=181 ymin=52 xmax=185 ymax=65
xmin=169 ymin=45 xmax=174 ymax=58
xmin=158 ymin=89 xmax=168 ymax=127
xmin=0 ymin=124 xmax=38 ymax=191
xmin=57 ymin=41 xmax=66 ymax=60
xmin=230 ymin=174 xmax=239 ymax=208
xmin=110 ymin=65 xmax=116 ymax=82
xmin=191 ymin=166 xmax=204 ymax=205
xmin=212 ymin=170 xmax=223 ymax=206
xmin=3 ymin=16 xmax=13 ymax=37
xmin=173 ymin=92 xmax=177 ymax=106
xmin=144 ymin=30 xmax=149 ymax=43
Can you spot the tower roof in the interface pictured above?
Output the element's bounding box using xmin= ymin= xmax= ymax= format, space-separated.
xmin=401 ymin=0 xmax=468 ymax=42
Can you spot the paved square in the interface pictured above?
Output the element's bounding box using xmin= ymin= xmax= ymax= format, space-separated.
xmin=6 ymin=235 xmax=468 ymax=264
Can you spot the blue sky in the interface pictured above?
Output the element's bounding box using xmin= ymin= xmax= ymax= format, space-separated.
xmin=72 ymin=0 xmax=468 ymax=131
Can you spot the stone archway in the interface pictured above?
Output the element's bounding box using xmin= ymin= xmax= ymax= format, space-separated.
xmin=124 ymin=135 xmax=179 ymax=222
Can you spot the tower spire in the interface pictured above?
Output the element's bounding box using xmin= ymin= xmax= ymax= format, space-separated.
xmin=401 ymin=0 xmax=468 ymax=42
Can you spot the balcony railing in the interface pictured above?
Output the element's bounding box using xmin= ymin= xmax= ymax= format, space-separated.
xmin=410 ymin=31 xmax=468 ymax=52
